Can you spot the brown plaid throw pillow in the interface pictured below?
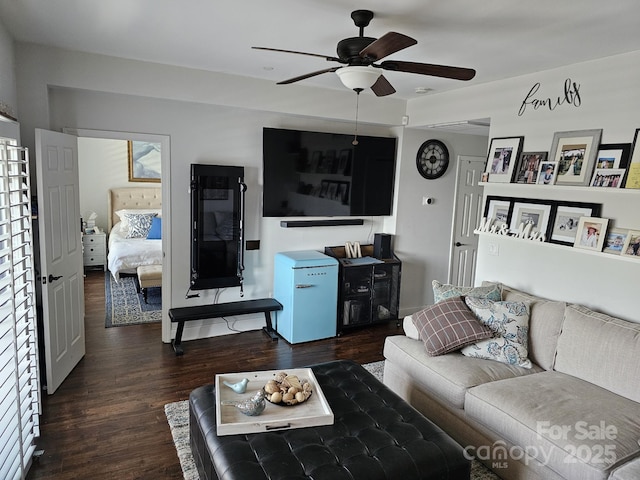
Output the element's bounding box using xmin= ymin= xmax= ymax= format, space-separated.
xmin=411 ymin=296 xmax=493 ymax=356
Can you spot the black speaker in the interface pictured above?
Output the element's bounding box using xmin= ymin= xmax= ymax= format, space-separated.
xmin=373 ymin=233 xmax=393 ymax=259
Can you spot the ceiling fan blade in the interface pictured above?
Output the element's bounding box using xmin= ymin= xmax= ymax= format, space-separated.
xmin=370 ymin=75 xmax=396 ymax=97
xmin=359 ymin=32 xmax=417 ymax=61
xmin=252 ymin=46 xmax=341 ymax=63
xmin=277 ymin=67 xmax=340 ymax=85
xmin=380 ymin=60 xmax=476 ymax=80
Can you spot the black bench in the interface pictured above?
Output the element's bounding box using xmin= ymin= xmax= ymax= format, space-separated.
xmin=189 ymin=360 xmax=470 ymax=480
xmin=168 ymin=298 xmax=283 ymax=355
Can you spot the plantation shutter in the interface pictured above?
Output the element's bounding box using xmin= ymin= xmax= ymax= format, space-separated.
xmin=0 ymin=139 xmax=41 ymax=480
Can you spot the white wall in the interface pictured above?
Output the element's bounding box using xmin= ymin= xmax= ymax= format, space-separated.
xmin=394 ymin=128 xmax=488 ymax=311
xmin=0 ymin=18 xmax=16 ymax=119
xmin=77 ymin=137 xmax=159 ymax=230
xmin=405 ymin=51 xmax=640 ymax=322
xmin=13 ymin=41 xmax=640 ymax=342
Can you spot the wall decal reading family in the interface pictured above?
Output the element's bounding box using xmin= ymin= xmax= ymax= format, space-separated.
xmin=518 ymin=78 xmax=581 ymax=116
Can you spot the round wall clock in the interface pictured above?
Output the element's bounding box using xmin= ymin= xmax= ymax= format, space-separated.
xmin=416 ymin=139 xmax=450 ymax=179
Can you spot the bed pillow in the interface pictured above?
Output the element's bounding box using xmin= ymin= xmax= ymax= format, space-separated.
xmin=461 ymin=297 xmax=532 ymax=368
xmin=115 ymin=209 xmax=161 ymax=230
xmin=411 ymin=296 xmax=493 ymax=356
xmin=123 ymin=212 xmax=157 ymax=238
xmin=146 ymin=216 xmax=162 ymax=239
xmin=432 ymin=280 xmax=503 ymax=304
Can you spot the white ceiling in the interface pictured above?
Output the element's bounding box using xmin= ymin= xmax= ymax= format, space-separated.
xmin=1 ymin=0 xmax=639 ymax=105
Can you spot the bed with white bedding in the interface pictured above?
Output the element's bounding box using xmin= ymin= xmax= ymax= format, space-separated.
xmin=107 ymin=187 xmax=163 ymax=280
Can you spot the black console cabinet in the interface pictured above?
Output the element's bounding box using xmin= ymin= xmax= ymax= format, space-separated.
xmin=325 ymin=245 xmax=401 ymax=334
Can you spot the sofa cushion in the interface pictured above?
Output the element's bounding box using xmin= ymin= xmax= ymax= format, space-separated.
xmin=412 ymin=296 xmax=493 ymax=356
xmin=554 ymin=304 xmax=640 ymax=403
xmin=610 ymin=457 xmax=640 ymax=480
xmin=465 ymin=371 xmax=640 ymax=480
xmin=501 ymin=284 xmax=566 ymax=370
xmin=432 ymin=280 xmax=502 ymax=304
xmin=461 ymin=297 xmax=532 ymax=368
xmin=383 ymin=335 xmax=541 ymax=409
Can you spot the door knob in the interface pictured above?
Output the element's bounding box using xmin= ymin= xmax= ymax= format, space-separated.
xmin=48 ymin=274 xmax=63 ymax=283
xmin=455 ymin=242 xmax=468 ymax=247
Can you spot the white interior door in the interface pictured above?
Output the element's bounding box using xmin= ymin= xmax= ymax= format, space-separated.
xmin=35 ymin=129 xmax=85 ymax=394
xmin=448 ymin=156 xmax=485 ymax=286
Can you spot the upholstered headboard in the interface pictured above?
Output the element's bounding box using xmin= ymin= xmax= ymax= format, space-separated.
xmin=108 ymin=187 xmax=162 ymax=231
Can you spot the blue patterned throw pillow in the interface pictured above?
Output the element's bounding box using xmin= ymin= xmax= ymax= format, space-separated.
xmin=461 ymin=297 xmax=532 ymax=368
xmin=123 ymin=212 xmax=157 ymax=239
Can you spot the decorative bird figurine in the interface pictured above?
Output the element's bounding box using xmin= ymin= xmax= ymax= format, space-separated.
xmin=223 ymin=378 xmax=249 ymax=394
xmin=221 ymin=390 xmax=266 ymax=416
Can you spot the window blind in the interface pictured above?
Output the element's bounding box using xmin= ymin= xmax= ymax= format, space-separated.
xmin=0 ymin=140 xmax=40 ymax=480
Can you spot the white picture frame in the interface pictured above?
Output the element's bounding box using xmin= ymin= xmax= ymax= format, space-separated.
xmin=509 ymin=201 xmax=552 ymax=239
xmin=573 ymin=216 xmax=609 ymax=251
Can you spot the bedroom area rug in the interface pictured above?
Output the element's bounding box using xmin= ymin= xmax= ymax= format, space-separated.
xmin=104 ymin=272 xmax=162 ymax=327
xmin=164 ymin=361 xmax=499 ymax=480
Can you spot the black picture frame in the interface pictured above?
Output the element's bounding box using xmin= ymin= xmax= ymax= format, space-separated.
xmin=485 ymin=136 xmax=525 ymax=183
xmin=483 ymin=195 xmax=512 ymax=230
xmin=514 ymin=151 xmax=548 ymax=184
xmin=548 ymin=201 xmax=602 ymax=246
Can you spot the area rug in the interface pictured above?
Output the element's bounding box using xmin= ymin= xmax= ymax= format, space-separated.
xmin=104 ymin=272 xmax=161 ymax=327
xmin=164 ymin=361 xmax=499 ymax=480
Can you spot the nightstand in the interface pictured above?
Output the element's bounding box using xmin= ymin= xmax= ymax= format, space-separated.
xmin=82 ymin=232 xmax=107 ymax=271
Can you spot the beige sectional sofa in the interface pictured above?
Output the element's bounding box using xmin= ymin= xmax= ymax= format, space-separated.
xmin=383 ymin=283 xmax=640 ymax=480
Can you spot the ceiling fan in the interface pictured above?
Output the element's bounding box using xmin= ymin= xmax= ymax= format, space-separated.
xmin=253 ymin=9 xmax=476 ymax=97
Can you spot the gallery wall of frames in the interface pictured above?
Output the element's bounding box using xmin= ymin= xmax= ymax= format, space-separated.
xmin=477 ymin=127 xmax=640 ymax=261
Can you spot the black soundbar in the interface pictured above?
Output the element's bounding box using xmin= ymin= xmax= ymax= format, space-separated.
xmin=280 ymin=219 xmax=365 ymax=228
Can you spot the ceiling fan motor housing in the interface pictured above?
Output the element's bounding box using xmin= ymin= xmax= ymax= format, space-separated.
xmin=337 ymin=37 xmax=376 ymax=64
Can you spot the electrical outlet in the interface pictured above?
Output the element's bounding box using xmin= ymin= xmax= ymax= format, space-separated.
xmin=246 ymin=240 xmax=260 ymax=250
xmin=488 ymin=242 xmax=499 ymax=256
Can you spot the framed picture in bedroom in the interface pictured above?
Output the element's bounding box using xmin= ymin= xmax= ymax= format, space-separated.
xmin=573 ymin=217 xmax=609 ymax=251
xmin=551 ymin=129 xmax=602 ymax=186
xmin=128 ymin=141 xmax=162 ymax=183
xmin=549 ymin=201 xmax=601 ymax=246
xmin=484 ymin=136 xmax=524 ymax=183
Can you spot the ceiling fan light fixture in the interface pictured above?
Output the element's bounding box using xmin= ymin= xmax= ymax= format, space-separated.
xmin=336 ymin=66 xmax=381 ymax=91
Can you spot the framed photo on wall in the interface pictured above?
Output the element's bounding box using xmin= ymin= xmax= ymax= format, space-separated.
xmin=551 ymin=129 xmax=602 ymax=186
xmin=515 ymin=151 xmax=547 ymax=184
xmin=624 ymin=129 xmax=640 ymax=189
xmin=484 ymin=136 xmax=524 ymax=183
xmin=621 ymin=230 xmax=640 ymax=257
xmin=483 ymin=196 xmax=511 ymax=229
xmin=573 ymin=217 xmax=609 ymax=251
xmin=603 ymin=228 xmax=629 ymax=255
xmin=509 ymin=200 xmax=552 ymax=239
xmin=536 ymin=161 xmax=558 ymax=185
xmin=128 ymin=141 xmax=162 ymax=183
xmin=549 ymin=201 xmax=601 ymax=246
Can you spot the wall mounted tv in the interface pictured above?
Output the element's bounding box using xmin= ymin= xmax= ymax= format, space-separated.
xmin=262 ymin=127 xmax=397 ymax=217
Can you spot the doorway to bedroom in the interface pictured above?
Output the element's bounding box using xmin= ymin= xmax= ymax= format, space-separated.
xmin=75 ymin=131 xmax=169 ymax=336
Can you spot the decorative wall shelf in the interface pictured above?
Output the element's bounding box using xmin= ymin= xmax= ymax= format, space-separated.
xmin=475 ymin=230 xmax=640 ymax=264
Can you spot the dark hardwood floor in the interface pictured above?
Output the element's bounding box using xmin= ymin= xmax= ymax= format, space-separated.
xmin=27 ymin=270 xmax=399 ymax=480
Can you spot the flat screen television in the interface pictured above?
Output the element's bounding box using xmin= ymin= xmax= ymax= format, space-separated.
xmin=262 ymin=127 xmax=397 ymax=217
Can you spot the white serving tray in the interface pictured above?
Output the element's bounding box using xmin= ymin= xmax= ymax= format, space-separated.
xmin=215 ymin=367 xmax=334 ymax=436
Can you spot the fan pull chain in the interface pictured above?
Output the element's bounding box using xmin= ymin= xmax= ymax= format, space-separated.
xmin=352 ymin=90 xmax=361 ymax=146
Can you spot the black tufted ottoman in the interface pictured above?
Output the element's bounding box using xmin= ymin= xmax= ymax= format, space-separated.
xmin=189 ymin=359 xmax=470 ymax=480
